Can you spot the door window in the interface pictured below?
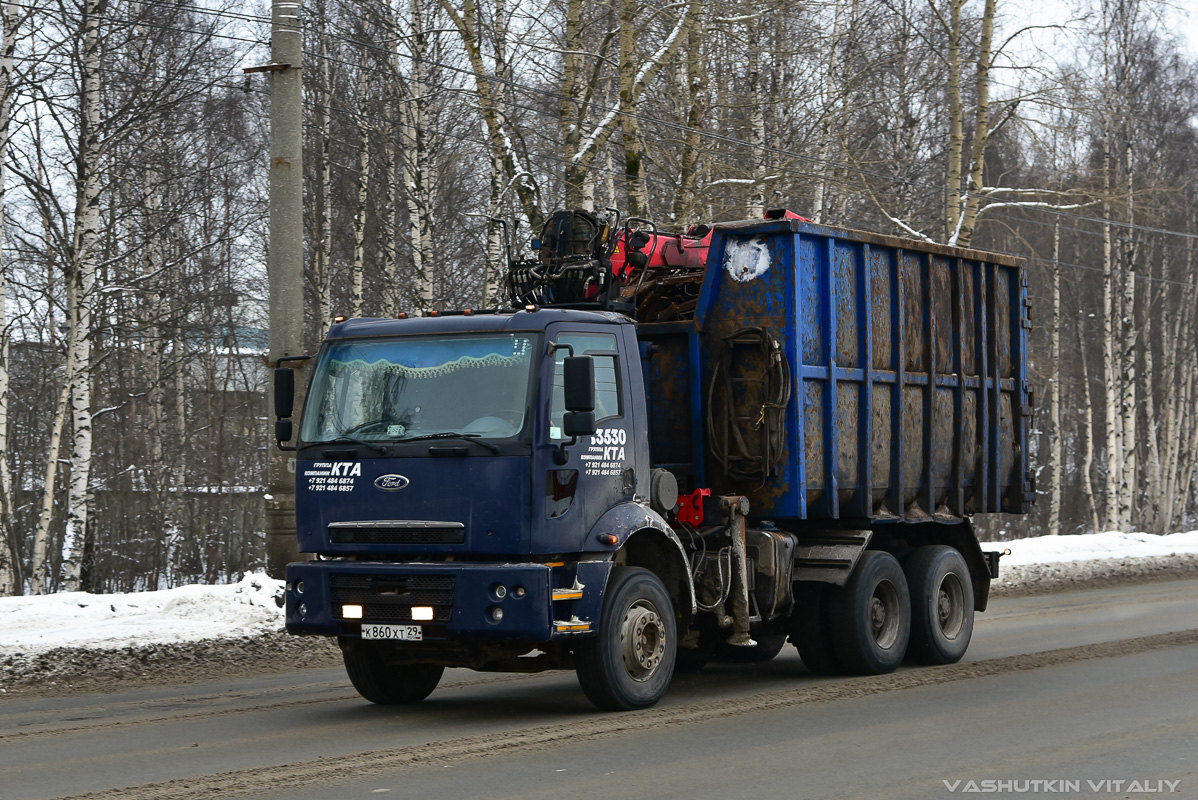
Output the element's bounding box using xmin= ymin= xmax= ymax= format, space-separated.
xmin=549 ymin=332 xmax=621 ymax=441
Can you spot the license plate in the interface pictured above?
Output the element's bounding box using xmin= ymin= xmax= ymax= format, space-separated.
xmin=361 ymin=624 xmax=423 ymax=641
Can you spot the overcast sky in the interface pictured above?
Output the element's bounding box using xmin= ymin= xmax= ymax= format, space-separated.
xmin=1002 ymin=0 xmax=1198 ymax=67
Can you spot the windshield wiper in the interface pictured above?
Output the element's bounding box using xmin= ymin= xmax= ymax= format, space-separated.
xmin=400 ymin=432 xmax=500 ymax=454
xmin=314 ymin=435 xmax=388 ymax=455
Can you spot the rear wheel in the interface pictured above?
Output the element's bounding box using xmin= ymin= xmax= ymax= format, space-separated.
xmin=341 ymin=640 xmax=444 ymax=704
xmin=829 ymin=551 xmax=910 ymax=675
xmin=576 ymin=567 xmax=677 ymax=711
xmin=789 ymin=582 xmax=841 ymax=675
xmin=904 ymin=545 xmax=974 ymax=665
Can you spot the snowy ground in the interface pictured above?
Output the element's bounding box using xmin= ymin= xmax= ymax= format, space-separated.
xmin=0 ymin=573 xmax=285 ymax=655
xmin=1 ymin=531 xmax=1197 ymax=657
xmin=981 ymin=530 xmax=1198 ymax=565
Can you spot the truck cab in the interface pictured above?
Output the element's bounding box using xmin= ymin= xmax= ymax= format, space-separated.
xmin=284 ymin=308 xmax=692 ymax=709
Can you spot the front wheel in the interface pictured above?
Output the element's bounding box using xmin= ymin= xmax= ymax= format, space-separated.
xmin=341 ymin=639 xmax=444 ymax=704
xmin=904 ymin=545 xmax=974 ymax=665
xmin=575 ymin=567 xmax=677 ymax=711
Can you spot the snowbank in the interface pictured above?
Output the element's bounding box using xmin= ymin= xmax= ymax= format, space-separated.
xmin=0 ymin=573 xmax=284 ymax=654
xmin=2 ymin=532 xmax=1197 ymax=656
xmin=979 ymin=530 xmax=1198 ymax=565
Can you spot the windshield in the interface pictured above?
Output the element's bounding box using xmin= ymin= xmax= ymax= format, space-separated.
xmin=300 ymin=333 xmax=537 ymax=444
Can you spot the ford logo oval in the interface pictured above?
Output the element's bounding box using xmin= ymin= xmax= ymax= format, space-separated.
xmin=374 ymin=474 xmax=410 ymax=492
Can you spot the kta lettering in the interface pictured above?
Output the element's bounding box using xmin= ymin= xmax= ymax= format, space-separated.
xmin=330 ymin=462 xmax=362 ymax=477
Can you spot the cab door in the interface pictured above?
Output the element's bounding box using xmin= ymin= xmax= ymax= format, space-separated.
xmin=531 ymin=326 xmax=639 ymax=554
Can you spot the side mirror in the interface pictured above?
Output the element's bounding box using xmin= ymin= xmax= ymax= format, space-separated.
xmin=275 ymin=367 xmax=295 ymax=419
xmin=563 ymin=410 xmax=596 ymax=438
xmin=275 ymin=418 xmax=293 ymax=444
xmin=555 ymin=356 xmax=597 ymax=465
xmin=563 ymin=356 xmax=595 ymax=412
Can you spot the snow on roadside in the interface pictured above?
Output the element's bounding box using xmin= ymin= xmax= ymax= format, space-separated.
xmin=0 ymin=573 xmax=284 ymax=655
xmin=2 ymin=531 xmax=1197 ymax=656
xmin=979 ymin=530 xmax=1198 ymax=565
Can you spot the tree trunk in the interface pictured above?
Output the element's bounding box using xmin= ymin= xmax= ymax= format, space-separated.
xmin=143 ymin=142 xmax=170 ymax=585
xmin=438 ymin=0 xmax=543 ymax=232
xmin=1047 ymin=218 xmax=1061 ymax=534
xmin=405 ymin=0 xmax=436 ymax=312
xmin=671 ymin=5 xmax=704 ymax=226
xmin=1100 ymin=57 xmax=1120 ymax=532
xmin=1076 ymin=311 xmax=1100 ymax=535
xmin=745 ymin=12 xmax=766 ymax=219
xmin=1162 ymin=239 xmax=1195 ymax=529
xmin=943 ymin=0 xmax=964 ymax=242
xmin=30 ymin=317 xmax=76 ymax=595
xmin=619 ymin=0 xmax=648 ymax=218
xmin=351 ymin=59 xmax=370 ymax=318
xmin=61 ymin=0 xmax=106 ymax=591
xmin=0 ymin=0 xmax=18 ymax=595
xmin=482 ymin=0 xmax=509 ymax=308
xmin=560 ymin=0 xmax=586 ymax=209
xmin=953 ymin=0 xmax=995 ymax=247
xmin=1142 ymin=239 xmax=1161 ymax=531
xmin=1116 ymin=148 xmax=1136 ymax=532
xmin=811 ymin=0 xmax=846 ymax=224
xmin=313 ymin=11 xmax=335 ymax=334
xmin=380 ymin=7 xmax=401 ymax=316
xmin=560 ymin=0 xmax=691 ymax=213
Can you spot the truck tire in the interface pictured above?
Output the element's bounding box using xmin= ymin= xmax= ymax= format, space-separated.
xmin=575 ymin=567 xmax=677 ymax=711
xmin=718 ymin=633 xmax=788 ymax=663
xmin=341 ymin=640 xmax=444 ymax=704
xmin=789 ymin=582 xmax=841 ymax=675
xmin=904 ymin=545 xmax=974 ymax=665
xmin=829 ymin=551 xmax=910 ymax=675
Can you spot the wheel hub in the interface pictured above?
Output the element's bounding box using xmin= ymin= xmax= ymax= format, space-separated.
xmin=936 ymin=573 xmax=966 ymax=639
xmin=869 ymin=580 xmax=900 ymax=649
xmin=619 ymin=601 xmax=666 ymax=681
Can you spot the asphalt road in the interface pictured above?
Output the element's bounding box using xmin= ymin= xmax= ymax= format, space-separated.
xmin=2 ymin=579 xmax=1196 ymax=800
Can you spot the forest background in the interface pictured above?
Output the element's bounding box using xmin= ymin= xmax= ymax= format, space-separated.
xmin=0 ymin=0 xmax=1195 ymax=595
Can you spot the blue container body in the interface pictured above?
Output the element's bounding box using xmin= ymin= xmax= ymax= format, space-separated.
xmin=640 ymin=217 xmax=1030 ymax=524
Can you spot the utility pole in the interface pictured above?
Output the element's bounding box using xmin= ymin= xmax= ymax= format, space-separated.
xmin=261 ymin=0 xmax=304 ymax=578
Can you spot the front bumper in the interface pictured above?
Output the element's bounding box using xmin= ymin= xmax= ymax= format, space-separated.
xmin=286 ymin=561 xmax=560 ymax=641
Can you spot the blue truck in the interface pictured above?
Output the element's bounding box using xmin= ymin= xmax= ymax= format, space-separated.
xmin=276 ymin=209 xmax=1029 ymax=711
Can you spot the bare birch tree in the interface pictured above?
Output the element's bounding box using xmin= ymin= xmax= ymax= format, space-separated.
xmin=0 ymin=0 xmax=20 ymax=595
xmin=58 ymin=0 xmax=107 ymax=590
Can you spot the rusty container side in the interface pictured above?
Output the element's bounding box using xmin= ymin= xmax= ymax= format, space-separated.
xmin=688 ymin=217 xmax=1031 ymax=524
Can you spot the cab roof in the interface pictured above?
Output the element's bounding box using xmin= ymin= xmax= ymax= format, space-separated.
xmin=324 ymin=307 xmax=630 ymax=340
